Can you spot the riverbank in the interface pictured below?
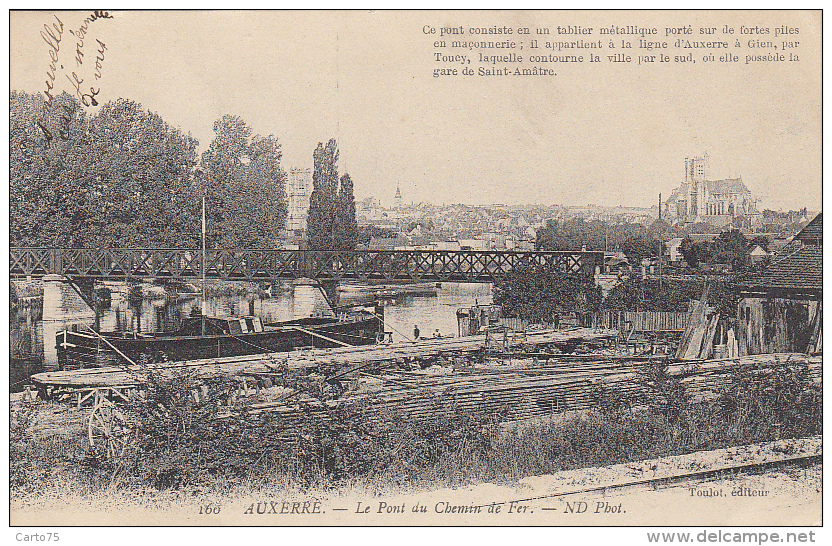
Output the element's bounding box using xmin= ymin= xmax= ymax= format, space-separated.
xmin=11 ymin=279 xmax=43 ymax=309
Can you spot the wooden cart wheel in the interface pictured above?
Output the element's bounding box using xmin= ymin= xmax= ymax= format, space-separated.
xmin=88 ymin=398 xmax=133 ymax=459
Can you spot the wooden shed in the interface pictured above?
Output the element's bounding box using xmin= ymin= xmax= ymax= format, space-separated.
xmin=736 ymin=214 xmax=822 ymax=355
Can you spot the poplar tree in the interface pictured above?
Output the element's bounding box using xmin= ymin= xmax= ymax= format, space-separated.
xmin=334 ymin=173 xmax=358 ymax=250
xmin=307 ymin=139 xmax=339 ymax=249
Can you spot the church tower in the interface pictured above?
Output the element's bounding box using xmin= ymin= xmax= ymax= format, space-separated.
xmin=394 ymin=186 xmax=402 ymax=209
xmin=685 ymin=153 xmax=709 ymax=218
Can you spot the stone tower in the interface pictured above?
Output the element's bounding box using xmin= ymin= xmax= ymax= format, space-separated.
xmin=685 ymin=153 xmax=709 ymax=218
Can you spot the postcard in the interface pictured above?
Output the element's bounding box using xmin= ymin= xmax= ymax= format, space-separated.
xmin=8 ymin=9 xmax=821 ymax=531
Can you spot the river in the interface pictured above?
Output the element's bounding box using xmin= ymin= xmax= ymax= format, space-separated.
xmin=9 ymin=281 xmax=492 ymax=391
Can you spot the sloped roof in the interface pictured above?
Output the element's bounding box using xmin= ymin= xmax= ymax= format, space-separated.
xmin=740 ymin=246 xmax=822 ymax=294
xmin=704 ymin=177 xmax=750 ymax=195
xmin=666 ymin=178 xmax=751 ymax=203
xmin=794 ymin=213 xmax=822 ymax=246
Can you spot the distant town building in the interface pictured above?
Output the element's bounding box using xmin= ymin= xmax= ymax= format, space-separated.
xmin=482 ymin=232 xmax=507 ymax=250
xmin=357 ymin=197 xmax=386 ymax=224
xmin=664 ymin=153 xmax=759 ymax=227
xmin=666 ymin=237 xmax=684 ymax=263
xmin=366 ymin=236 xmax=408 ymax=250
xmin=514 ymin=239 xmax=536 ymax=251
xmin=394 ymin=186 xmax=402 ymax=210
xmin=286 ymin=168 xmax=312 ymax=233
xmin=748 ymin=244 xmax=769 ymax=265
xmin=458 ymin=238 xmax=486 ymax=251
xmin=359 ymin=196 xmax=382 ymax=212
xmin=604 ymin=251 xmax=629 ymax=273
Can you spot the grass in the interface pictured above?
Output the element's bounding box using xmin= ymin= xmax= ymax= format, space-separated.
xmin=10 ymin=360 xmax=822 ymax=511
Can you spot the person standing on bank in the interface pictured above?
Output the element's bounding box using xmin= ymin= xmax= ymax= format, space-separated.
xmin=413 ymin=325 xmax=420 ymax=341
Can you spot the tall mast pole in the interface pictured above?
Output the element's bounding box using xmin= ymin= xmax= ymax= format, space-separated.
xmin=658 ymin=193 xmax=663 ymax=290
xmin=202 ymin=194 xmax=207 ymax=335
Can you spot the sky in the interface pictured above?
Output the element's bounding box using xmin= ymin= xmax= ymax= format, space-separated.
xmin=9 ymin=10 xmax=822 ymax=210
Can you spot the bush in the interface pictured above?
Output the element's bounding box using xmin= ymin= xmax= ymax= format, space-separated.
xmin=10 ymin=402 xmax=43 ymax=489
xmin=602 ymin=276 xmax=740 ymax=316
xmin=493 ymin=264 xmax=601 ymax=323
xmin=717 ymin=361 xmax=822 ymax=441
xmin=10 ymin=401 xmax=89 ymax=497
xmin=68 ymin=358 xmax=822 ymax=494
xmin=104 ymin=370 xmax=501 ymax=490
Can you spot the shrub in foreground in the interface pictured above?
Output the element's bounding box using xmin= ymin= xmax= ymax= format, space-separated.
xmin=12 ymin=359 xmax=821 ymax=497
xmin=107 ymin=372 xmax=501 ymax=490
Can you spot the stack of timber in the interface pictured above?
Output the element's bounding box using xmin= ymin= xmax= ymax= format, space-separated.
xmin=676 ymin=286 xmax=712 ymax=360
xmin=673 ymin=285 xmax=743 ymax=362
xmin=29 ymin=327 xmax=619 ymax=399
xmin=245 ymin=353 xmax=821 ymax=428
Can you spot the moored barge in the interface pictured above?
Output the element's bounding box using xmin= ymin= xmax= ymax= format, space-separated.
xmin=56 ymin=304 xmax=384 ymax=369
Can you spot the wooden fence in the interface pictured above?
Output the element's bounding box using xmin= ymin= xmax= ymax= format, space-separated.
xmin=594 ymin=311 xmax=690 ymax=332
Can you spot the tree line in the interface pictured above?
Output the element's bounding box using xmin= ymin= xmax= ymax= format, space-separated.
xmin=493 ymin=264 xmax=742 ymax=322
xmin=679 ymin=230 xmax=770 ymax=271
xmin=10 ymin=91 xmax=358 ymax=250
xmin=535 ymin=217 xmax=668 ymax=264
xmin=536 ymin=217 xmax=773 ymax=272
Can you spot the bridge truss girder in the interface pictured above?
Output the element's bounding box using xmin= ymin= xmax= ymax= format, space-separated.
xmin=10 ymin=248 xmax=603 ymax=283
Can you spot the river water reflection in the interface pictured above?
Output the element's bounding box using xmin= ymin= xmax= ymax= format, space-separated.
xmin=9 ymin=282 xmax=492 ymax=390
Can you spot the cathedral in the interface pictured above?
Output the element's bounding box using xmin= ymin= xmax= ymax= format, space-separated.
xmin=664 ymin=153 xmax=759 ymax=227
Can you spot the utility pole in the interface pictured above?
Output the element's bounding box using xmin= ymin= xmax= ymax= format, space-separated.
xmin=658 ymin=241 xmax=663 ymax=290
xmin=201 ymin=194 xmax=207 ymax=336
xmin=658 ymin=193 xmax=662 ymax=289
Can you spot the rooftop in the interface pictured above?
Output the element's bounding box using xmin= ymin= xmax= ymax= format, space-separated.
xmin=666 ymin=178 xmax=753 ymax=203
xmin=703 ymin=177 xmax=750 ymax=195
xmin=793 ymin=213 xmax=822 ymax=246
xmin=740 ymin=246 xmax=822 ymax=294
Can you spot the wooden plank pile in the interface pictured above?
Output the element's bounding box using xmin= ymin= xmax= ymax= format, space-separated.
xmin=676 ymin=286 xmax=713 ymax=360
xmin=30 ymin=328 xmax=619 ymax=399
xmin=244 ymin=353 xmax=822 ymax=429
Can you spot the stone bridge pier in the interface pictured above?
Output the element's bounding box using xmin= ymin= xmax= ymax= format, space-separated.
xmin=41 ymin=274 xmax=97 ymax=371
xmin=291 ymin=278 xmax=340 ymax=318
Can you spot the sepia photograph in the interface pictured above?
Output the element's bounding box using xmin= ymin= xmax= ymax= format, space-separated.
xmin=7 ymin=9 xmax=822 ymax=532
